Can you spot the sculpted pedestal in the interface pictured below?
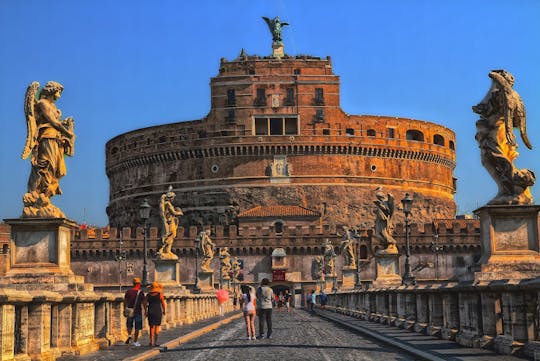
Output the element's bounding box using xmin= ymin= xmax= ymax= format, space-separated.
xmin=197 ymin=271 xmax=215 ymax=293
xmin=153 ymin=259 xmax=181 ymax=285
xmin=473 ymin=205 xmax=540 ymax=282
xmin=373 ymin=253 xmax=401 ymax=288
xmin=1 ymin=218 xmax=91 ymax=292
xmin=341 ymin=267 xmax=356 ymax=290
xmin=324 ymin=275 xmax=337 ymax=293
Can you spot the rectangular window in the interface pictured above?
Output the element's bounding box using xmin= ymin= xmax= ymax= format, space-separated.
xmin=270 ymin=118 xmax=283 ymax=135
xmin=315 ymin=88 xmax=324 ymax=104
xmin=256 ymin=88 xmax=266 ymax=105
xmin=285 ymin=118 xmax=298 ymax=135
xmin=227 ymin=89 xmax=236 ymax=106
xmin=285 ymin=88 xmax=295 ymax=105
xmin=315 ymin=109 xmax=324 ymax=122
xmin=294 ymin=69 xmax=301 ymax=75
xmin=387 ymin=128 xmax=395 ymax=139
xmin=346 ymin=128 xmax=354 ymax=136
xmin=255 ymin=118 xmax=268 ymax=135
xmin=254 ymin=117 xmax=298 ymax=136
xmin=226 ymin=110 xmax=235 ymax=123
xmin=323 ymin=128 xmax=330 ymax=135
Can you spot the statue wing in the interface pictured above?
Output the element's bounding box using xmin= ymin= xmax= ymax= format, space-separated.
xmin=22 ymin=82 xmax=40 ymax=159
xmin=387 ymin=193 xmax=395 ymax=216
xmin=516 ymin=99 xmax=532 ymax=149
xmin=262 ymin=16 xmax=272 ymax=31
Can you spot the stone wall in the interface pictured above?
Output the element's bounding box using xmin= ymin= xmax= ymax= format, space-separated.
xmin=68 ymin=219 xmax=480 ymax=287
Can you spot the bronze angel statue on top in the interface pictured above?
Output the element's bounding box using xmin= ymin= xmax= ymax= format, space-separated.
xmin=262 ymin=16 xmax=289 ymax=45
xmin=473 ymin=70 xmax=535 ymax=205
xmin=22 ymin=81 xmax=75 ymax=218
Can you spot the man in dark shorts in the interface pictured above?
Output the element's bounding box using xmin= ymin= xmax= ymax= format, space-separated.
xmin=124 ymin=277 xmax=146 ymax=346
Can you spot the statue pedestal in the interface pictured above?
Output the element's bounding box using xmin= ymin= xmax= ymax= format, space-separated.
xmin=341 ymin=267 xmax=357 ymax=290
xmin=272 ymin=43 xmax=284 ymax=58
xmin=153 ymin=259 xmax=181 ymax=286
xmin=473 ymin=205 xmax=540 ymax=282
xmin=324 ymin=275 xmax=337 ymax=293
xmin=0 ymin=218 xmax=91 ymax=292
xmin=373 ymin=253 xmax=401 ymax=288
xmin=198 ymin=271 xmax=215 ymax=292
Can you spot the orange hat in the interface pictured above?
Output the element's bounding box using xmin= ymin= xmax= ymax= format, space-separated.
xmin=133 ymin=277 xmax=141 ymax=285
xmin=148 ymin=281 xmax=162 ymax=292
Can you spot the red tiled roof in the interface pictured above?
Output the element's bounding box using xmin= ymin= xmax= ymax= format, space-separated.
xmin=238 ymin=205 xmax=321 ymax=218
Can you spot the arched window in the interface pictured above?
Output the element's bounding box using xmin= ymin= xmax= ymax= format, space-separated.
xmin=433 ymin=134 xmax=445 ymax=146
xmin=449 ymin=140 xmax=455 ymax=150
xmin=274 ymin=221 xmax=284 ymax=234
xmin=366 ymin=129 xmax=376 ymax=137
xmin=406 ymin=130 xmax=424 ymax=142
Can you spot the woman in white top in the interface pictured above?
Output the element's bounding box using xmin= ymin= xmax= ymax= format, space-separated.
xmin=240 ymin=285 xmax=257 ymax=340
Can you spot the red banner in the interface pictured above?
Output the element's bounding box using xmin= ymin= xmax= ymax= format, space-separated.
xmin=272 ymin=270 xmax=286 ymax=281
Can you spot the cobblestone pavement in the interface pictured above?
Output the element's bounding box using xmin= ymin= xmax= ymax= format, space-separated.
xmin=151 ymin=309 xmax=419 ymax=361
xmin=57 ymin=312 xmax=241 ymax=361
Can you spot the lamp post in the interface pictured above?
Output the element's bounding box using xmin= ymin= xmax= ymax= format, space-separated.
xmin=430 ymin=226 xmax=443 ymax=280
xmin=114 ymin=225 xmax=127 ymax=292
xmin=193 ymin=235 xmax=201 ymax=294
xmin=401 ymin=193 xmax=416 ymax=286
xmin=139 ymin=199 xmax=151 ymax=287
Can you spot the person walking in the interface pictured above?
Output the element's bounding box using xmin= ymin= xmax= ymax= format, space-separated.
xmin=319 ymin=290 xmax=328 ymax=309
xmin=256 ymin=278 xmax=274 ymax=339
xmin=308 ymin=290 xmax=316 ymax=313
xmin=284 ymin=289 xmax=292 ymax=313
xmin=123 ymin=277 xmax=145 ymax=347
xmin=240 ymin=285 xmax=257 ymax=340
xmin=145 ymin=281 xmax=167 ymax=347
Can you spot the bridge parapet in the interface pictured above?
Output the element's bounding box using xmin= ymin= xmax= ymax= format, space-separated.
xmin=0 ymin=288 xmax=231 ymax=361
xmin=326 ymin=279 xmax=540 ymax=359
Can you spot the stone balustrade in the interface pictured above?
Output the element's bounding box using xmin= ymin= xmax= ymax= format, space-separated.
xmin=0 ymin=289 xmax=232 ymax=361
xmin=325 ymin=279 xmax=540 ymax=359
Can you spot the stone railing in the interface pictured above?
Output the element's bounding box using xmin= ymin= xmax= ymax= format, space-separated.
xmin=325 ymin=279 xmax=540 ymax=359
xmin=0 ymin=289 xmax=232 ymax=361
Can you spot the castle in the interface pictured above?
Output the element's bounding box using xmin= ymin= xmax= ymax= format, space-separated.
xmin=62 ymin=28 xmax=479 ymax=294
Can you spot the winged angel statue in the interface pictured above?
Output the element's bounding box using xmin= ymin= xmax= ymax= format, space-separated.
xmin=472 ymin=70 xmax=535 ymax=205
xmin=262 ymin=16 xmax=289 ymax=44
xmin=21 ymin=81 xmax=75 ymax=218
xmin=374 ymin=191 xmax=398 ymax=254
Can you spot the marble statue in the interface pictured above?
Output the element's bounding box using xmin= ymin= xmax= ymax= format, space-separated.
xmin=374 ymin=191 xmax=398 ymax=254
xmin=198 ymin=230 xmax=215 ymax=272
xmin=219 ymin=247 xmax=232 ymax=279
xmin=323 ymin=240 xmax=336 ymax=276
xmin=314 ymin=255 xmax=325 ymax=281
xmin=473 ymin=69 xmax=535 ymax=205
xmin=22 ymin=81 xmax=75 ymax=218
xmin=339 ymin=226 xmax=357 ymax=269
xmin=157 ymin=186 xmax=184 ymax=260
xmin=231 ymin=256 xmax=241 ymax=281
xmin=262 ymin=16 xmax=289 ymax=44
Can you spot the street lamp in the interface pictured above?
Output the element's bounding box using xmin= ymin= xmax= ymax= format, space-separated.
xmin=430 ymin=225 xmax=444 ymax=280
xmin=139 ymin=199 xmax=151 ymax=287
xmin=114 ymin=225 xmax=127 ymax=292
xmin=401 ymin=193 xmax=416 ymax=286
xmin=193 ymin=234 xmax=201 ymax=294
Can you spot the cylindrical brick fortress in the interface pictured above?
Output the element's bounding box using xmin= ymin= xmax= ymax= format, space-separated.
xmin=106 ymin=54 xmax=456 ymax=228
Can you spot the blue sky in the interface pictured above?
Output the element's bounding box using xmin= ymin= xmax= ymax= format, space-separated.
xmin=1 ymin=1 xmax=539 ymax=226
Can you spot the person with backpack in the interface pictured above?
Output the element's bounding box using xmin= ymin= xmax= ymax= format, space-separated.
xmin=256 ymin=278 xmax=274 ymax=339
xmin=123 ymin=277 xmax=146 ymax=346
